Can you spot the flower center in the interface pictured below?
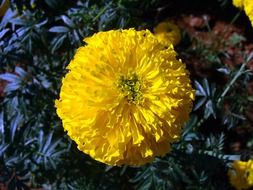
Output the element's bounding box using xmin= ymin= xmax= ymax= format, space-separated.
xmin=118 ymin=73 xmax=143 ymax=104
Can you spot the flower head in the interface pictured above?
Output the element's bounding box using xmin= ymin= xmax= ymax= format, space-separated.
xmin=233 ymin=0 xmax=244 ymax=8
xmin=232 ymin=0 xmax=253 ymax=27
xmin=56 ymin=29 xmax=194 ymax=166
xmin=154 ymin=21 xmax=181 ymax=46
xmin=228 ymin=160 xmax=253 ymax=190
xmin=244 ymin=0 xmax=253 ymax=26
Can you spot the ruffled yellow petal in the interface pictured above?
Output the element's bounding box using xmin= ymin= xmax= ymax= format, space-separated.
xmin=232 ymin=0 xmax=253 ymax=27
xmin=244 ymin=0 xmax=253 ymax=26
xmin=233 ymin=0 xmax=244 ymax=8
xmin=56 ymin=29 xmax=194 ymax=166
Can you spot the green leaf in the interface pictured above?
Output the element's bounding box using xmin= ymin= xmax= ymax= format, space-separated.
xmin=194 ymin=97 xmax=207 ymax=111
xmin=51 ymin=34 xmax=66 ymax=52
xmin=49 ymin=26 xmax=69 ymax=33
xmin=61 ymin=15 xmax=75 ymax=28
xmin=10 ymin=114 xmax=23 ymax=142
xmin=194 ymin=80 xmax=206 ymax=96
xmin=0 ymin=73 xmax=20 ymax=83
xmin=0 ymin=28 xmax=9 ymax=39
xmin=0 ymin=144 xmax=8 ymax=156
xmin=15 ymin=67 xmax=27 ymax=78
xmin=0 ymin=112 xmax=4 ymax=135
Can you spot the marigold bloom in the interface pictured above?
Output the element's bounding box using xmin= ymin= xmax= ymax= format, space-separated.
xmin=244 ymin=0 xmax=253 ymax=26
xmin=56 ymin=29 xmax=194 ymax=166
xmin=232 ymin=0 xmax=253 ymax=26
xmin=228 ymin=160 xmax=253 ymax=190
xmin=233 ymin=0 xmax=244 ymax=8
xmin=154 ymin=21 xmax=181 ymax=46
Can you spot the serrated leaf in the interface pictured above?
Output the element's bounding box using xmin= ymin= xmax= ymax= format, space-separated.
xmin=24 ymin=138 xmax=36 ymax=146
xmin=204 ymin=100 xmax=216 ymax=119
xmin=0 ymin=144 xmax=8 ymax=156
xmin=130 ymin=168 xmax=150 ymax=183
xmin=35 ymin=19 xmax=48 ymax=28
xmin=194 ymin=97 xmax=206 ymax=111
xmin=0 ymin=112 xmax=4 ymax=135
xmin=0 ymin=28 xmax=9 ymax=39
xmin=0 ymin=73 xmax=20 ymax=82
xmin=184 ymin=132 xmax=200 ymax=141
xmin=217 ymin=67 xmax=230 ymax=75
xmin=194 ymin=80 xmax=206 ymax=96
xmin=73 ymin=29 xmax=81 ymax=44
xmin=183 ymin=115 xmax=198 ymax=136
xmin=4 ymin=82 xmax=20 ymax=92
xmin=203 ymin=79 xmax=210 ymax=96
xmin=49 ymin=26 xmax=69 ymax=33
xmin=16 ymin=27 xmax=29 ymax=38
xmin=51 ymin=34 xmax=66 ymax=52
xmin=51 ymin=149 xmax=66 ymax=157
xmin=46 ymin=139 xmax=61 ymax=155
xmin=61 ymin=15 xmax=75 ymax=27
xmin=15 ymin=67 xmax=27 ymax=78
xmin=10 ymin=18 xmax=28 ymax=26
xmin=1 ymin=9 xmax=16 ymax=28
xmin=10 ymin=114 xmax=23 ymax=142
xmin=41 ymin=132 xmax=53 ymax=154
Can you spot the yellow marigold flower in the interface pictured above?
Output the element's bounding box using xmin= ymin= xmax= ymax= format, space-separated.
xmin=228 ymin=160 xmax=253 ymax=190
xmin=55 ymin=29 xmax=194 ymax=166
xmin=232 ymin=0 xmax=253 ymax=27
xmin=244 ymin=0 xmax=253 ymax=26
xmin=154 ymin=21 xmax=181 ymax=46
xmin=233 ymin=0 xmax=244 ymax=8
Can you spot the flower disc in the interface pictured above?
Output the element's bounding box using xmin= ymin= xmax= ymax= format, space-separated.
xmin=56 ymin=29 xmax=195 ymax=166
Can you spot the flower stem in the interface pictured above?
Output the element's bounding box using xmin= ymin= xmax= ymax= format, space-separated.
xmin=230 ymin=11 xmax=242 ymax=25
xmin=217 ymin=52 xmax=253 ymax=106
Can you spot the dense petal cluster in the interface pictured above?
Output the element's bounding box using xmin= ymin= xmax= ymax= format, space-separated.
xmin=244 ymin=0 xmax=253 ymax=26
xmin=232 ymin=0 xmax=253 ymax=26
xmin=56 ymin=29 xmax=194 ymax=166
xmin=233 ymin=0 xmax=244 ymax=8
xmin=228 ymin=160 xmax=253 ymax=190
xmin=154 ymin=21 xmax=181 ymax=46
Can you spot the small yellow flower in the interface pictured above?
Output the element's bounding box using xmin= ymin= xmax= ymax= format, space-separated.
xmin=56 ymin=29 xmax=194 ymax=166
xmin=228 ymin=160 xmax=253 ymax=190
xmin=154 ymin=21 xmax=181 ymax=46
xmin=232 ymin=0 xmax=253 ymax=27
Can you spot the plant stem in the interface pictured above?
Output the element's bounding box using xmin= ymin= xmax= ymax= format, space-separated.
xmin=195 ymin=53 xmax=253 ymax=128
xmin=230 ymin=11 xmax=241 ymax=25
xmin=92 ymin=2 xmax=112 ymax=22
xmin=217 ymin=52 xmax=253 ymax=106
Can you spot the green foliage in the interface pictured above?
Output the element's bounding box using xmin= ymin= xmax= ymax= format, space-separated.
xmin=0 ymin=0 xmax=252 ymax=189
